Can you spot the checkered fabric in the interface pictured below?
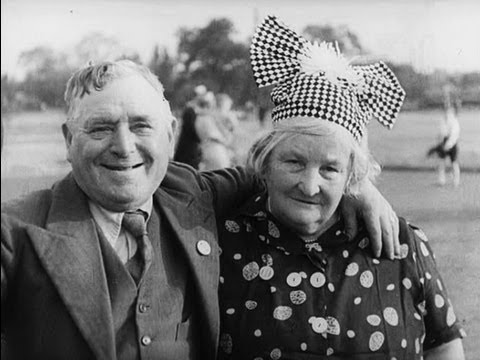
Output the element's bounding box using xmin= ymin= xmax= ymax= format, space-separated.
xmin=250 ymin=15 xmax=406 ymax=140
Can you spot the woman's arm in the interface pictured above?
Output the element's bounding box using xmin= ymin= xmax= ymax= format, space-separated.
xmin=424 ymin=338 xmax=465 ymax=360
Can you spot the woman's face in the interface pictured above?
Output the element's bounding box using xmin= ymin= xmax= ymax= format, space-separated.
xmin=264 ymin=124 xmax=352 ymax=240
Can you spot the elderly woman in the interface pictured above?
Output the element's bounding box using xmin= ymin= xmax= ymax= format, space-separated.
xmin=218 ymin=16 xmax=465 ymax=359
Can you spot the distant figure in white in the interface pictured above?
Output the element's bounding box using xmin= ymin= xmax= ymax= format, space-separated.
xmin=196 ymin=92 xmax=238 ymax=170
xmin=428 ymin=86 xmax=461 ymax=187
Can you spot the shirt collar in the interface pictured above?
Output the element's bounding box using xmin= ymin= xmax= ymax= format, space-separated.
xmin=89 ymin=198 xmax=153 ymax=246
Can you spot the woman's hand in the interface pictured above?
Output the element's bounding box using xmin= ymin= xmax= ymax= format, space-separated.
xmin=340 ymin=180 xmax=400 ymax=259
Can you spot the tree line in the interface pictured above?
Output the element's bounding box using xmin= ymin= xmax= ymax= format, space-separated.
xmin=2 ymin=18 xmax=479 ymax=117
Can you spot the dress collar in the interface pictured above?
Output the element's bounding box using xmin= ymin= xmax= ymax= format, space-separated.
xmin=240 ymin=192 xmax=352 ymax=255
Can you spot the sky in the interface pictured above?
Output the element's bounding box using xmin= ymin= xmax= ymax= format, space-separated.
xmin=2 ymin=0 xmax=480 ymax=79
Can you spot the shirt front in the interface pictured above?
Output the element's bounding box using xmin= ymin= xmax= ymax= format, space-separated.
xmin=89 ymin=199 xmax=152 ymax=263
xmin=218 ymin=193 xmax=465 ymax=359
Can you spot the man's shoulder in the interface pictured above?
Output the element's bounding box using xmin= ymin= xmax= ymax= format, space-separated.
xmin=2 ymin=188 xmax=54 ymax=226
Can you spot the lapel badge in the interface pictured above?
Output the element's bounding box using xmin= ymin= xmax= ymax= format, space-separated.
xmin=196 ymin=240 xmax=211 ymax=256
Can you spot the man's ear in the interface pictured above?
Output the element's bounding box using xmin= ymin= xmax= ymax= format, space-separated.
xmin=170 ymin=116 xmax=178 ymax=139
xmin=61 ymin=123 xmax=73 ymax=162
xmin=62 ymin=123 xmax=72 ymax=145
xmin=169 ymin=116 xmax=178 ymax=159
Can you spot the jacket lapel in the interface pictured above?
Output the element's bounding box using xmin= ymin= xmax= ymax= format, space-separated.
xmin=153 ymin=187 xmax=220 ymax=353
xmin=27 ymin=175 xmax=116 ymax=360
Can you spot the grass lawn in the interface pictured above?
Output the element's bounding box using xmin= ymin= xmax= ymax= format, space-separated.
xmin=377 ymin=171 xmax=479 ymax=359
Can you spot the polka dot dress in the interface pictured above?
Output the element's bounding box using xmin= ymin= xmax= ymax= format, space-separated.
xmin=218 ymin=194 xmax=465 ymax=359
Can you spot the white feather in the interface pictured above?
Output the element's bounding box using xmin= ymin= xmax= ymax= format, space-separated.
xmin=298 ymin=41 xmax=364 ymax=89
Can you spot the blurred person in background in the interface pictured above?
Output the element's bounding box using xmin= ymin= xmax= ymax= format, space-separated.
xmin=173 ymin=85 xmax=207 ymax=169
xmin=196 ymin=92 xmax=237 ymax=170
xmin=427 ymin=85 xmax=461 ymax=187
xmin=218 ymin=15 xmax=465 ymax=359
xmin=1 ymin=59 xmax=401 ymax=359
xmin=213 ymin=93 xmax=239 ymax=165
xmin=215 ymin=93 xmax=239 ymax=141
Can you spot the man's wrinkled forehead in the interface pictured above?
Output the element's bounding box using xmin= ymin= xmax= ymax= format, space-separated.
xmin=68 ymin=74 xmax=171 ymax=122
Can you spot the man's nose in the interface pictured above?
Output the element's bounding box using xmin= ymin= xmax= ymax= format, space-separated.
xmin=298 ymin=169 xmax=322 ymax=197
xmin=111 ymin=126 xmax=136 ymax=156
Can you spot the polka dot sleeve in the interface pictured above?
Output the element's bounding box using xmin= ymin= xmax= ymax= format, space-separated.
xmin=405 ymin=220 xmax=466 ymax=350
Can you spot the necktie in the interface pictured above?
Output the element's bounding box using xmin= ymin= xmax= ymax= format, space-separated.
xmin=122 ymin=210 xmax=153 ymax=277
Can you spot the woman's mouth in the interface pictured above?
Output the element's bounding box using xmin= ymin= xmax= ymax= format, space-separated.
xmin=292 ymin=197 xmax=320 ymax=205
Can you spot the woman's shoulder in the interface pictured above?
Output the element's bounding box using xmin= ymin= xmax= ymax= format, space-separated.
xmin=398 ymin=217 xmax=431 ymax=251
xmin=395 ymin=217 xmax=441 ymax=287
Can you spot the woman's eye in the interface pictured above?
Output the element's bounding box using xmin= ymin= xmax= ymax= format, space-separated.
xmin=286 ymin=160 xmax=302 ymax=168
xmin=320 ymin=166 xmax=340 ymax=177
xmin=285 ymin=159 xmax=300 ymax=165
xmin=282 ymin=159 xmax=304 ymax=172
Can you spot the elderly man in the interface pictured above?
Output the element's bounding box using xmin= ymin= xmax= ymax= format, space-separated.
xmin=1 ymin=60 xmax=398 ymax=359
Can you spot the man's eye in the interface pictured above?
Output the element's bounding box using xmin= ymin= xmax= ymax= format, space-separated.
xmin=89 ymin=126 xmax=112 ymax=134
xmin=131 ymin=123 xmax=151 ymax=131
xmin=325 ymin=166 xmax=339 ymax=172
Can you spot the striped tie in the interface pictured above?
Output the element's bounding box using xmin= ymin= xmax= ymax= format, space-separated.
xmin=122 ymin=210 xmax=153 ymax=277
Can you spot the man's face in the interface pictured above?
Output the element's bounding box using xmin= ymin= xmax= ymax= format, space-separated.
xmin=264 ymin=123 xmax=352 ymax=240
xmin=63 ymin=75 xmax=176 ymax=212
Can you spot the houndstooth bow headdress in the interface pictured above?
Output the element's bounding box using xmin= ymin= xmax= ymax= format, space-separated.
xmin=250 ymin=15 xmax=406 ymax=140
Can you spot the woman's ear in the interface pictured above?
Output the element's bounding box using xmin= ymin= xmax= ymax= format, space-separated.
xmin=343 ymin=151 xmax=356 ymax=196
xmin=343 ymin=172 xmax=353 ymax=196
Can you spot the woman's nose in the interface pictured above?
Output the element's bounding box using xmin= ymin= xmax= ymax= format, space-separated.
xmin=111 ymin=126 xmax=135 ymax=156
xmin=298 ymin=169 xmax=322 ymax=196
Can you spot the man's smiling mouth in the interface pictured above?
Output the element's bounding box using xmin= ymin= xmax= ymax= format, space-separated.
xmin=103 ymin=163 xmax=143 ymax=171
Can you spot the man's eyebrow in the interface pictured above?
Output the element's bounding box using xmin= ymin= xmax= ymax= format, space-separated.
xmin=88 ymin=116 xmax=112 ymax=121
xmin=83 ymin=116 xmax=116 ymax=127
xmin=129 ymin=115 xmax=151 ymax=122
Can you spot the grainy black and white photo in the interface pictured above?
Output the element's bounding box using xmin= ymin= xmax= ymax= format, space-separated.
xmin=1 ymin=0 xmax=479 ymax=359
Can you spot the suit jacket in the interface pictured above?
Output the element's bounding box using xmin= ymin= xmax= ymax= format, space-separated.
xmin=1 ymin=162 xmax=257 ymax=359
